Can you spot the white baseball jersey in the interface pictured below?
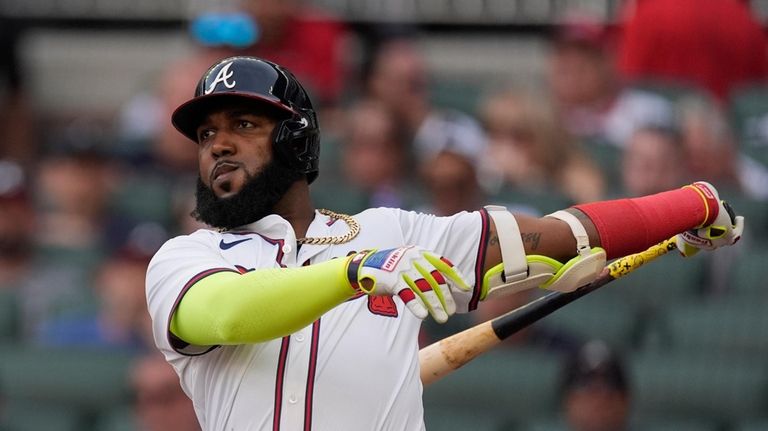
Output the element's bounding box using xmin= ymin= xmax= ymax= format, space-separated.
xmin=146 ymin=207 xmax=491 ymax=431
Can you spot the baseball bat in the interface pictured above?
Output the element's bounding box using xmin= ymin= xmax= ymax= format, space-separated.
xmin=419 ymin=238 xmax=678 ymax=386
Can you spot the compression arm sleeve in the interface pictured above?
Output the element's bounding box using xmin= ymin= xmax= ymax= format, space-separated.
xmin=170 ymin=257 xmax=357 ymax=346
xmin=573 ymin=184 xmax=718 ymax=259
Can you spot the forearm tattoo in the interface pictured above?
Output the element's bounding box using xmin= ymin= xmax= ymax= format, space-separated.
xmin=521 ymin=232 xmax=542 ymax=250
xmin=487 ymin=232 xmax=541 ymax=250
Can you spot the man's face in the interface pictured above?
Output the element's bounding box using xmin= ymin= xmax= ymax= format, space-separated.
xmin=191 ymin=100 xmax=305 ymax=230
xmin=196 ymin=101 xmax=279 ymax=199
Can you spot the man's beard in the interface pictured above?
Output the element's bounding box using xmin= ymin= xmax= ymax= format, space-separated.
xmin=193 ymin=160 xmax=303 ymax=230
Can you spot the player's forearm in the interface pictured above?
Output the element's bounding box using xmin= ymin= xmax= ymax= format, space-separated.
xmin=483 ymin=210 xmax=599 ymax=272
xmin=483 ymin=184 xmax=717 ymax=272
xmin=170 ymin=258 xmax=357 ymax=345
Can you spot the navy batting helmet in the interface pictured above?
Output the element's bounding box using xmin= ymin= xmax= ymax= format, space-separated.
xmin=172 ymin=56 xmax=321 ymax=183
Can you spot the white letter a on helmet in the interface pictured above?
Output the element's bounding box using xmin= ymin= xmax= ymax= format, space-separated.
xmin=205 ymin=61 xmax=237 ymax=94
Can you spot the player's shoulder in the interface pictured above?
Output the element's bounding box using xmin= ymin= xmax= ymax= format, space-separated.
xmin=356 ymin=207 xmax=417 ymax=222
xmin=356 ymin=206 xmax=452 ymax=228
xmin=150 ymin=228 xmax=221 ymax=261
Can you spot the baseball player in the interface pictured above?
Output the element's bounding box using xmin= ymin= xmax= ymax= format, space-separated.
xmin=146 ymin=56 xmax=744 ymax=431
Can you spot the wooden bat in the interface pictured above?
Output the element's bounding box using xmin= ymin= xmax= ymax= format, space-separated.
xmin=419 ymin=238 xmax=678 ymax=386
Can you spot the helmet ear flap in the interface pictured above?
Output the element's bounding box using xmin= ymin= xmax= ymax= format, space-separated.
xmin=272 ymin=108 xmax=320 ymax=181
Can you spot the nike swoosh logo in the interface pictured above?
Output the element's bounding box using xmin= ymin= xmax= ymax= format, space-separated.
xmin=219 ymin=238 xmax=252 ymax=250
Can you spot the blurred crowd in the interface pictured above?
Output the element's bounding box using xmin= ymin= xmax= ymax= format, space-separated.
xmin=1 ymin=0 xmax=768 ymax=430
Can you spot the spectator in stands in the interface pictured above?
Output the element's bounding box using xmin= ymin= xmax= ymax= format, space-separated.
xmin=479 ymin=87 xmax=605 ymax=204
xmin=547 ymin=14 xmax=677 ymax=149
xmin=679 ymin=94 xmax=768 ymax=200
xmin=559 ymin=340 xmax=631 ymax=431
xmin=116 ymin=54 xmax=219 ymax=236
xmin=415 ymin=114 xmax=486 ymax=216
xmin=618 ymin=0 xmax=768 ymax=104
xmin=151 ymin=55 xmax=222 ymax=174
xmin=548 ymin=15 xmax=619 ymax=141
xmin=365 ymin=37 xmax=488 ymax=171
xmin=238 ymin=0 xmax=351 ymax=106
xmin=131 ymin=352 xmax=201 ymax=431
xmin=339 ymin=100 xmax=414 ymax=210
xmin=39 ymin=243 xmax=155 ymax=352
xmin=0 ymin=17 xmax=36 ymax=164
xmin=34 ymin=142 xmax=117 ymax=251
xmin=621 ymin=125 xmax=688 ymax=197
xmin=0 ymin=160 xmax=34 ymax=289
xmin=419 ymin=148 xmax=484 ymax=216
xmin=15 ymin=137 xmax=126 ymax=340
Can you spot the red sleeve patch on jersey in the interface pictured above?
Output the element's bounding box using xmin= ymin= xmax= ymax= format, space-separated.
xmin=368 ymin=296 xmax=398 ymax=318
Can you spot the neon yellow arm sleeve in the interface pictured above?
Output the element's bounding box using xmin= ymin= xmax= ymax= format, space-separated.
xmin=170 ymin=257 xmax=356 ymax=345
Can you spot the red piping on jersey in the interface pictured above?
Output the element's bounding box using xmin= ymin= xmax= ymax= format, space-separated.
xmin=227 ymin=232 xmax=287 ymax=267
xmin=272 ymin=336 xmax=291 ymax=431
xmin=469 ymin=208 xmax=491 ymax=310
xmin=257 ymin=235 xmax=286 ymax=268
xmin=167 ymin=267 xmax=237 ymax=356
xmin=303 ymin=319 xmax=322 ymax=431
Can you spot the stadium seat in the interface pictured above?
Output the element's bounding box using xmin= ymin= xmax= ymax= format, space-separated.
xmin=0 ymin=346 xmax=134 ymax=412
xmin=726 ymin=195 xmax=768 ymax=241
xmin=430 ymin=79 xmax=484 ymax=116
xmin=733 ymin=419 xmax=768 ymax=431
xmin=94 ymin=406 xmax=137 ymax=431
xmin=423 ymin=407 xmax=507 ymax=431
xmin=422 ymin=348 xmax=562 ymax=424
xmin=630 ymin=350 xmax=768 ymax=422
xmin=659 ymin=297 xmax=768 ymax=357
xmin=635 ymin=418 xmax=719 ymax=431
xmin=516 ymin=418 xmax=567 ymax=431
xmin=731 ymin=246 xmax=768 ymax=298
xmin=1 ymin=400 xmax=85 ymax=431
xmin=581 ymin=143 xmax=623 ymax=195
xmin=0 ymin=290 xmax=19 ymax=341
xmin=108 ymin=175 xmax=174 ymax=227
xmin=603 ymin=252 xmax=706 ymax=310
xmin=310 ymin=179 xmax=373 ymax=215
xmin=728 ymin=84 xmax=768 ymax=167
xmin=543 ymin=291 xmax=641 ymax=350
xmin=490 ymin=187 xmax=572 ymax=216
xmin=518 ymin=417 xmax=719 ymax=431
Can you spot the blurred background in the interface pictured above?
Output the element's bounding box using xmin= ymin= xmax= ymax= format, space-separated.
xmin=1 ymin=0 xmax=768 ymax=430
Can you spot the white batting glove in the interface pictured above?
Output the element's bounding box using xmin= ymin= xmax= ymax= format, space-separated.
xmin=675 ymin=181 xmax=745 ymax=257
xmin=346 ymin=247 xmax=471 ymax=323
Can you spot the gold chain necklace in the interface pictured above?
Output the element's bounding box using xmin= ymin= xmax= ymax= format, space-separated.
xmin=297 ymin=209 xmax=360 ymax=245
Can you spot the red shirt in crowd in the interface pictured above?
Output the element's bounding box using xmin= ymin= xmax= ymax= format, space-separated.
xmin=618 ymin=0 xmax=768 ymax=101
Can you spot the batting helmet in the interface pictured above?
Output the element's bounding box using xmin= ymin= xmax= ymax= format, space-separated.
xmin=172 ymin=56 xmax=321 ymax=183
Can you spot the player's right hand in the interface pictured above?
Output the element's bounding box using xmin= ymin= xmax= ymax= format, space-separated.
xmin=675 ymin=181 xmax=745 ymax=257
xmin=346 ymin=247 xmax=471 ymax=323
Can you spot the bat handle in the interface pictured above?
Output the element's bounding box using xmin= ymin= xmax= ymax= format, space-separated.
xmin=492 ymin=238 xmax=678 ymax=341
xmin=607 ymin=238 xmax=678 ymax=280
xmin=419 ymin=238 xmax=679 ymax=386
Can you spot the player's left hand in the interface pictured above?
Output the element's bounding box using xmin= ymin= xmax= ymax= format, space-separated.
xmin=675 ymin=182 xmax=745 ymax=257
xmin=346 ymin=247 xmax=471 ymax=323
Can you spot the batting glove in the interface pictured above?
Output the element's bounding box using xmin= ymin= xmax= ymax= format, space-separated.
xmin=346 ymin=247 xmax=471 ymax=323
xmin=675 ymin=181 xmax=745 ymax=257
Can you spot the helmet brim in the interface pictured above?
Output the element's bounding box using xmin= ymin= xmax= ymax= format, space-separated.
xmin=171 ymin=91 xmax=297 ymax=142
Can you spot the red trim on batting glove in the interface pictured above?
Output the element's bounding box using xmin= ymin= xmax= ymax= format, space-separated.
xmin=574 ymin=185 xmax=717 ymax=259
xmin=345 ymin=251 xmax=369 ymax=293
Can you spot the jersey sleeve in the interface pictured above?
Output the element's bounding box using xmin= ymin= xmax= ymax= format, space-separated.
xmin=390 ymin=208 xmax=490 ymax=312
xmin=146 ymin=231 xmax=238 ymax=357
